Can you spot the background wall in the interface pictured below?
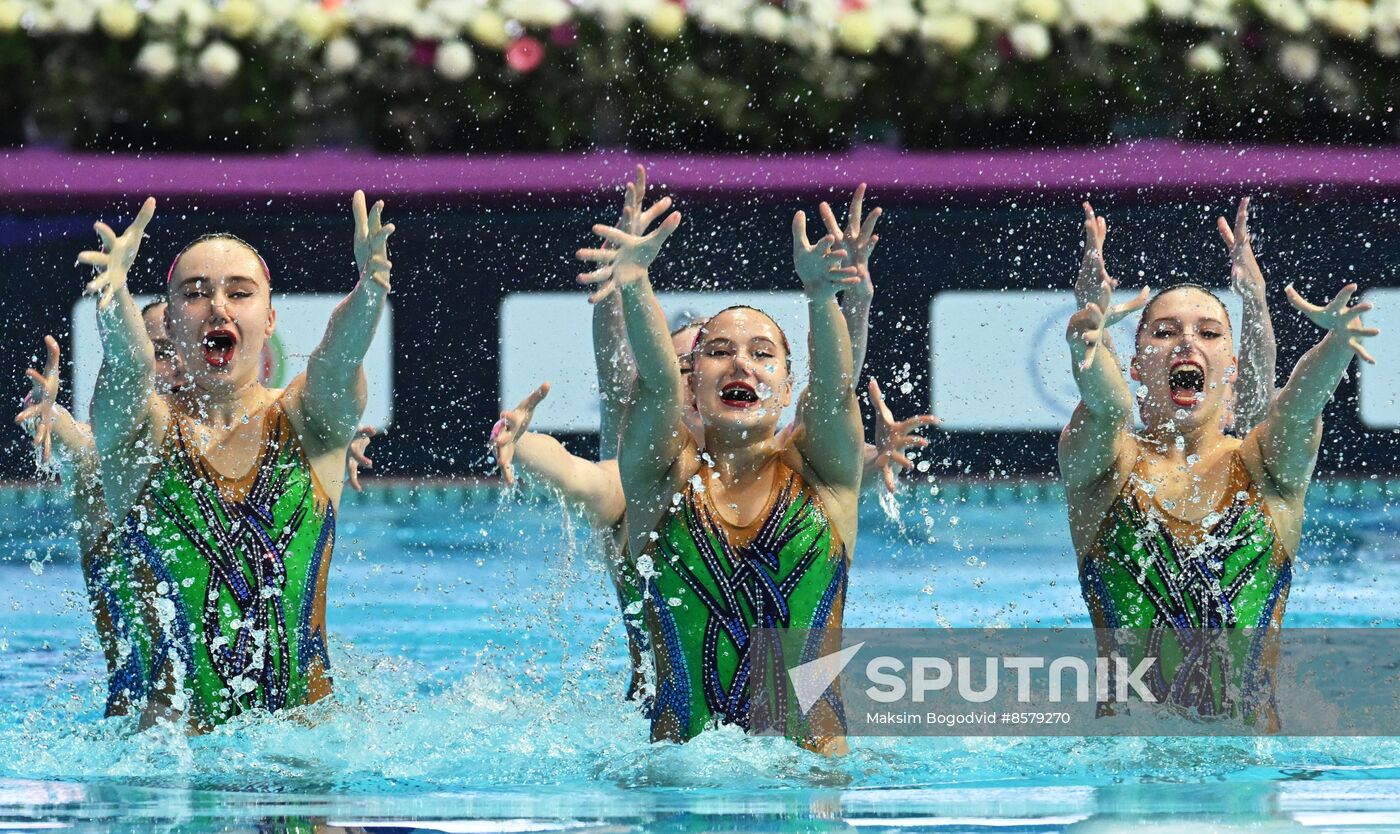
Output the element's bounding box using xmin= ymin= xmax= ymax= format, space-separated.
xmin=2 ymin=145 xmax=1397 ymax=481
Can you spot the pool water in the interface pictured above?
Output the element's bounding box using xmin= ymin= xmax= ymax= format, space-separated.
xmin=0 ymin=479 xmax=1397 ymax=832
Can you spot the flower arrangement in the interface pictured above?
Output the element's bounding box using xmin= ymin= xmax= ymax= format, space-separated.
xmin=2 ymin=0 xmax=1396 ymax=151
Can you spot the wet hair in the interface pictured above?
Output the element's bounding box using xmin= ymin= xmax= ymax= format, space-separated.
xmin=670 ymin=316 xmax=708 ymax=339
xmin=1134 ymin=283 xmax=1233 ymax=351
xmin=139 ymin=299 xmax=166 ymax=317
xmin=692 ymin=305 xmax=792 ymax=374
xmin=166 ymin=233 xmax=271 ymax=288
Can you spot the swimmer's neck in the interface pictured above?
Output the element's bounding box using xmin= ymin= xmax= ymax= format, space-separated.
xmin=701 ymin=431 xmax=782 ymax=484
xmin=173 ymin=378 xmax=272 ymax=427
xmin=1137 ymin=421 xmax=1228 ymax=462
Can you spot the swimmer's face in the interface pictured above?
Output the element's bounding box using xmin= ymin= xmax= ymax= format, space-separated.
xmin=673 ymin=325 xmax=703 ymax=441
xmin=689 ymin=309 xmax=792 ymax=436
xmin=141 ymin=302 xmax=186 ymax=394
xmin=1131 ymin=287 xmax=1237 ymax=430
xmin=166 ymin=239 xmax=275 ymax=393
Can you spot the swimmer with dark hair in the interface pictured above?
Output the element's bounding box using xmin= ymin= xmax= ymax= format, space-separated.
xmin=1059 ymin=200 xmax=1380 ymax=725
xmin=77 ymin=193 xmax=393 ymax=731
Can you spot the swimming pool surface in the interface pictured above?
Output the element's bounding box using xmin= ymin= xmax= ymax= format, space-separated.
xmin=0 ymin=478 xmax=1397 ymax=832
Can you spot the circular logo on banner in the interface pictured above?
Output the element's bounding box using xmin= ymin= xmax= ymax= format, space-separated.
xmin=1030 ymin=299 xmax=1087 ymax=422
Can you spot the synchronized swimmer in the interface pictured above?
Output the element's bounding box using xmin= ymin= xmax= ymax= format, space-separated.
xmin=12 ymin=172 xmax=1382 ymax=748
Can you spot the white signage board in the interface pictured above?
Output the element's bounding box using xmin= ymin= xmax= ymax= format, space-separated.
xmin=69 ymin=294 xmax=394 ymax=428
xmin=1359 ymin=288 xmax=1399 ymax=428
xmin=499 ymin=291 xmax=809 ymax=433
xmin=930 ymin=289 xmax=1243 ymax=431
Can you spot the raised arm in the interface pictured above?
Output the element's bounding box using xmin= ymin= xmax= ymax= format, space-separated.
xmin=15 ymin=336 xmax=98 ymax=470
xmin=819 ymin=183 xmax=882 ymax=377
xmin=1217 ymin=197 xmax=1277 ymax=434
xmin=588 ymin=166 xmax=674 ymax=458
xmin=577 ymin=175 xmax=684 ymax=489
xmin=865 ymin=378 xmax=939 ymax=493
xmin=491 ymin=380 xmax=626 ymax=523
xmin=1057 ymin=206 xmax=1148 ymax=491
xmin=79 ymin=199 xmax=166 ymax=463
xmin=791 ymin=210 xmax=865 ymax=491
xmin=1250 ymin=283 xmax=1378 ymax=496
xmin=294 ymin=190 xmax=394 ymax=455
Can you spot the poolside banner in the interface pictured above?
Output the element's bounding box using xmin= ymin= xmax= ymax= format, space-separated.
xmin=749 ymin=628 xmax=1400 ymax=737
xmin=929 ymin=290 xmax=1245 ymax=431
xmin=68 ymin=295 xmax=395 ymax=428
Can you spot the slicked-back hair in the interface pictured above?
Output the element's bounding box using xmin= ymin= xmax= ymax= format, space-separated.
xmin=166 ymin=232 xmax=271 ymax=290
xmin=1134 ymin=283 xmax=1233 ymax=351
xmin=692 ymin=305 xmax=793 ymax=375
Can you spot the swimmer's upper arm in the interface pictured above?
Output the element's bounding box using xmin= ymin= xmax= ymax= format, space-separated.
xmin=1245 ymin=404 xmax=1321 ymax=500
xmin=1058 ymin=404 xmax=1131 ymax=493
xmin=287 ymin=365 xmax=367 ymax=458
xmin=516 ymin=434 xmax=625 ymax=526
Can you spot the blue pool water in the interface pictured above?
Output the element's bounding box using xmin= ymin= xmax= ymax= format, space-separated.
xmin=0 ymin=478 xmax=1398 ymax=832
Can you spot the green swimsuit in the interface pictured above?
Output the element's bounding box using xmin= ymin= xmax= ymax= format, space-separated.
xmin=1080 ymin=451 xmax=1292 ymax=720
xmin=634 ymin=459 xmax=849 ymax=743
xmin=108 ymin=400 xmax=335 ymax=728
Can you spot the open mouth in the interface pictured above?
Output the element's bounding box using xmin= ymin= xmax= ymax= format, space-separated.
xmin=201 ymin=329 xmax=238 ymax=369
xmin=719 ymin=381 xmax=759 ymax=408
xmin=1168 ymin=361 xmax=1205 ymax=407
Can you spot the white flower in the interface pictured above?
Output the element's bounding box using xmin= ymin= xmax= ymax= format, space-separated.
xmin=323 ymin=35 xmax=360 ymax=74
xmin=294 ymin=5 xmax=333 ymax=43
xmin=1067 ymin=0 xmax=1148 ymax=34
xmin=874 ymin=0 xmax=920 ymax=33
xmin=1324 ymin=0 xmax=1371 ymax=38
xmin=54 ymin=0 xmax=96 ymax=34
xmin=955 ymin=0 xmax=1014 ymax=24
xmin=1009 ymin=21 xmax=1051 ymax=58
xmin=409 ymin=10 xmax=449 ymax=40
xmin=435 ymin=38 xmax=476 ymax=80
xmin=427 ymin=0 xmax=476 ymax=28
xmin=502 ymin=0 xmax=572 ymax=27
xmin=0 ymin=0 xmax=21 ymax=32
xmin=1257 ymin=0 xmax=1310 ymax=33
xmin=143 ymin=0 xmax=181 ymax=27
xmin=97 ymin=1 xmax=140 ymax=39
xmin=1020 ymin=0 xmax=1063 ymax=24
xmin=135 ymin=40 xmax=179 ymax=79
xmin=693 ymin=0 xmax=752 ymax=35
xmin=196 ymin=40 xmax=241 ymax=85
xmin=1277 ymin=40 xmax=1320 ymax=81
xmin=1185 ymin=42 xmax=1224 ymax=73
xmin=837 ymin=9 xmax=883 ymax=53
xmin=750 ymin=5 xmax=787 ymax=40
xmin=1152 ymin=0 xmax=1192 ymax=18
xmin=920 ymin=13 xmax=977 ymax=51
xmin=646 ymin=1 xmax=686 ymax=39
xmin=467 ymin=9 xmax=510 ymax=47
xmin=216 ymin=0 xmax=258 ymax=38
xmin=1376 ymin=28 xmax=1400 ymax=56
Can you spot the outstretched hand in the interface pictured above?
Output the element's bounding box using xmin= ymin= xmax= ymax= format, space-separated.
xmin=869 ymin=378 xmax=939 ymax=494
xmin=1074 ymin=202 xmax=1116 ymax=312
xmin=492 ymin=382 xmax=550 ymax=487
xmin=352 ymin=190 xmax=395 ymax=290
xmin=1070 ymin=284 xmax=1151 ymax=372
xmin=819 ymin=183 xmax=882 ymax=298
xmin=582 ymin=165 xmax=677 ymax=304
xmin=577 ymin=168 xmax=681 ymax=300
xmin=1286 ymin=283 xmax=1380 ymax=364
xmin=77 ymin=197 xmax=156 ymax=310
xmin=14 ymin=336 xmax=61 ymax=464
xmin=1217 ymin=197 xmax=1265 ymax=297
xmin=345 ymin=425 xmax=378 ymax=493
xmin=792 ymin=211 xmax=859 ymax=300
